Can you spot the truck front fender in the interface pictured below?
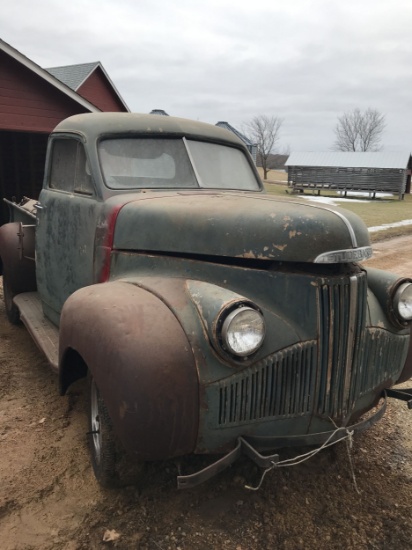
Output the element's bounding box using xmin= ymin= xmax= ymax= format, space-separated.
xmin=59 ymin=281 xmax=199 ymax=461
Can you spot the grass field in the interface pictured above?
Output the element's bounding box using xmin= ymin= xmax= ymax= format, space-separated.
xmin=260 ymin=169 xmax=412 ymax=242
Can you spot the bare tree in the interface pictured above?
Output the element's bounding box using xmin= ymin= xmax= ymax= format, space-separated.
xmin=334 ymin=108 xmax=386 ymax=152
xmin=245 ymin=115 xmax=283 ymax=179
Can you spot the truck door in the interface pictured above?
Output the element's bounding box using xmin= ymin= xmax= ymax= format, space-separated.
xmin=35 ymin=137 xmax=100 ymax=325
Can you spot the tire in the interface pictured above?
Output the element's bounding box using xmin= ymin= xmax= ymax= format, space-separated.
xmin=87 ymin=373 xmax=144 ymax=488
xmin=2 ymin=271 xmax=20 ymax=325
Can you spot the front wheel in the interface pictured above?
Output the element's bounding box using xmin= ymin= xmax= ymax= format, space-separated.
xmin=88 ymin=374 xmax=144 ymax=488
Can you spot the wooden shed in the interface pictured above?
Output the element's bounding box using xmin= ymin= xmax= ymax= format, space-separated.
xmin=285 ymin=152 xmax=412 ymax=200
xmin=0 ymin=40 xmax=129 ymax=224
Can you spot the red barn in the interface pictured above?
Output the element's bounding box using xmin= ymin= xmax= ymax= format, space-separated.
xmin=0 ymin=40 xmax=129 ymax=224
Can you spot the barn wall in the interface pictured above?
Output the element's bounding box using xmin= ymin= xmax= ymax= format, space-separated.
xmin=77 ymin=68 xmax=127 ymax=112
xmin=0 ymin=50 xmax=89 ymax=133
xmin=0 ymin=46 xmax=127 ymax=226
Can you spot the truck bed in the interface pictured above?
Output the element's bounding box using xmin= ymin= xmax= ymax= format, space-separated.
xmin=13 ymin=293 xmax=59 ymax=371
xmin=3 ymin=197 xmax=37 ymax=224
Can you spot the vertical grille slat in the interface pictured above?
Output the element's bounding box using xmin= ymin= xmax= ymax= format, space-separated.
xmin=262 ymin=367 xmax=269 ymax=417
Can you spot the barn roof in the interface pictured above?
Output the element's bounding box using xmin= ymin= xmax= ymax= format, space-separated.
xmin=0 ymin=39 xmax=99 ymax=113
xmin=216 ymin=121 xmax=255 ymax=147
xmin=46 ymin=61 xmax=129 ymax=111
xmin=149 ymin=109 xmax=170 ymax=116
xmin=47 ymin=62 xmax=100 ymax=90
xmin=285 ymin=151 xmax=412 ymax=170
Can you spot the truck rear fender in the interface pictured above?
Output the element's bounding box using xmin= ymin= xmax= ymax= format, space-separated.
xmin=59 ymin=281 xmax=199 ymax=460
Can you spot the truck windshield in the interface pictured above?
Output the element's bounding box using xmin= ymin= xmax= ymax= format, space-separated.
xmin=98 ymin=138 xmax=260 ymax=191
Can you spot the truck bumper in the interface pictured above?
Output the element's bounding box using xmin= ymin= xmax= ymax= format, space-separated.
xmin=177 ymin=389 xmax=411 ymax=489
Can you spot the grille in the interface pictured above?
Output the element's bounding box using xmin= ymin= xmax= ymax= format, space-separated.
xmin=213 ymin=271 xmax=409 ymax=427
xmin=217 ymin=341 xmax=317 ymax=426
xmin=358 ymin=329 xmax=409 ymax=395
xmin=316 ymin=272 xmax=367 ymax=418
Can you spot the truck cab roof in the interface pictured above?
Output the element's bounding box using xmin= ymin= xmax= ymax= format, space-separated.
xmin=52 ymin=113 xmax=246 ymax=147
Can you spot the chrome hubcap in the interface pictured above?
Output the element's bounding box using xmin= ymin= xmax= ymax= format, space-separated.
xmin=90 ymin=379 xmax=102 ymax=464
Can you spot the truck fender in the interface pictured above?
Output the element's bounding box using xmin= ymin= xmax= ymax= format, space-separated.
xmin=0 ymin=222 xmax=36 ymax=291
xmin=59 ymin=281 xmax=199 ymax=461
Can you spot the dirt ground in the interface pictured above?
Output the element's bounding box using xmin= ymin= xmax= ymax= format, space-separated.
xmin=1 ymin=236 xmax=412 ymax=550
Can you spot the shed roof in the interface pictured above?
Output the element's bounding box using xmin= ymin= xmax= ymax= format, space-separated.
xmin=285 ymin=152 xmax=412 ymax=170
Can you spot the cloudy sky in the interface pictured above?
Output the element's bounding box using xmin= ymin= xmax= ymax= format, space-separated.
xmin=2 ymin=0 xmax=412 ymax=151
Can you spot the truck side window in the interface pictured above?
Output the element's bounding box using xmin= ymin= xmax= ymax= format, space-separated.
xmin=74 ymin=145 xmax=94 ymax=196
xmin=49 ymin=139 xmax=94 ymax=196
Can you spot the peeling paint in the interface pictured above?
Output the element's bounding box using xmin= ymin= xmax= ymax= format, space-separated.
xmin=240 ymin=251 xmax=258 ymax=259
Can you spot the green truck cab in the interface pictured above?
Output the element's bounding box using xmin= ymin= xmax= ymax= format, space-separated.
xmin=0 ymin=113 xmax=411 ymax=489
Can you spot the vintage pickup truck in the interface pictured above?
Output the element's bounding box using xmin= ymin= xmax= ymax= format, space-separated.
xmin=0 ymin=113 xmax=411 ymax=489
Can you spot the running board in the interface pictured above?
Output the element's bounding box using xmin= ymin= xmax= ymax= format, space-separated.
xmin=13 ymin=292 xmax=59 ymax=371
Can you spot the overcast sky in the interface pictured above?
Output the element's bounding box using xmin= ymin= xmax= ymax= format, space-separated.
xmin=2 ymin=0 xmax=412 ymax=152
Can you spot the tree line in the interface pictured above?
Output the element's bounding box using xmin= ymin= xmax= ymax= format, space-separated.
xmin=245 ymin=108 xmax=386 ymax=180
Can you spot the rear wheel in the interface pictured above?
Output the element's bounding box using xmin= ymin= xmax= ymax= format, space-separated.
xmin=88 ymin=374 xmax=144 ymax=488
xmin=2 ymin=271 xmax=20 ymax=325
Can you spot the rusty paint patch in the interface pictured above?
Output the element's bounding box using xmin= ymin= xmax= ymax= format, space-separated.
xmin=239 ymin=251 xmax=258 ymax=259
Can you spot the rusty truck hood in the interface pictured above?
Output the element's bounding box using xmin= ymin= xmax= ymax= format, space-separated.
xmin=112 ymin=192 xmax=371 ymax=263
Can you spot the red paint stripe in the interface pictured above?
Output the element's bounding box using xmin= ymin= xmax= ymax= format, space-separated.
xmin=99 ymin=204 xmax=124 ymax=283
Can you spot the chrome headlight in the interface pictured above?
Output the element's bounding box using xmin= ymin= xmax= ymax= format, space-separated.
xmin=220 ymin=306 xmax=265 ymax=357
xmin=393 ymin=282 xmax=412 ymax=322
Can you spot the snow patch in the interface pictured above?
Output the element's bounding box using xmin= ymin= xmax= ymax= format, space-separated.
xmin=302 ymin=196 xmax=368 ymax=205
xmin=368 ymin=220 xmax=412 ymax=233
